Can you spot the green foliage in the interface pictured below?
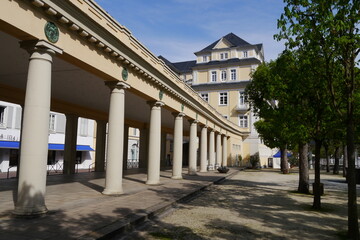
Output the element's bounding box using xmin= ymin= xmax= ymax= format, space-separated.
xmin=250 ymin=152 xmax=260 ymax=169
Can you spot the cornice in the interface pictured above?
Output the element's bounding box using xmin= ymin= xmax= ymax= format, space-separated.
xmin=25 ymin=0 xmax=244 ymax=136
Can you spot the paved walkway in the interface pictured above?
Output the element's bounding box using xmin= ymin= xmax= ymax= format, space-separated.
xmin=127 ymin=169 xmax=359 ymax=240
xmin=0 ymin=168 xmax=238 ymax=240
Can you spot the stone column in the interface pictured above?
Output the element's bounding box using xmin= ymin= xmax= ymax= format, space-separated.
xmin=95 ymin=120 xmax=107 ymax=172
xmin=102 ymin=81 xmax=130 ymax=195
xmin=188 ymin=120 xmax=198 ymax=175
xmin=123 ymin=125 xmax=129 ymax=170
xmin=199 ymin=125 xmax=208 ymax=172
xmin=146 ymin=101 xmax=164 ymax=185
xmin=222 ymin=135 xmax=228 ymax=167
xmin=139 ymin=126 xmax=148 ymax=169
xmin=208 ymin=130 xmax=215 ymax=170
xmin=216 ymin=132 xmax=222 ymax=169
xmin=160 ymin=132 xmax=168 ymax=167
xmin=172 ymin=112 xmax=185 ymax=179
xmin=63 ymin=114 xmax=78 ymax=174
xmin=14 ymin=40 xmax=62 ymax=216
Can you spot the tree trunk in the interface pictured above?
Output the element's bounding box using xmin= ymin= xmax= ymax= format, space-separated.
xmin=343 ymin=145 xmax=348 ymax=178
xmin=280 ymin=146 xmax=289 ymax=174
xmin=346 ymin=109 xmax=359 ymax=239
xmin=298 ymin=142 xmax=309 ymax=194
xmin=325 ymin=143 xmax=330 ymax=173
xmin=312 ymin=139 xmax=322 ymax=209
xmin=333 ymin=146 xmax=340 ymax=174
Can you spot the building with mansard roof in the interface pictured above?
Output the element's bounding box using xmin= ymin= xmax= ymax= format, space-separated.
xmin=160 ymin=33 xmax=274 ymax=167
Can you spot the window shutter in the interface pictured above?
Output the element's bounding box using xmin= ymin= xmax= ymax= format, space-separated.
xmin=14 ymin=107 xmax=22 ymax=129
xmin=6 ymin=106 xmax=13 ymax=129
xmin=56 ymin=114 xmax=66 ymax=133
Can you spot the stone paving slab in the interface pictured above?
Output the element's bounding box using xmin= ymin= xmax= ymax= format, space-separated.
xmin=0 ymin=168 xmax=238 ymax=240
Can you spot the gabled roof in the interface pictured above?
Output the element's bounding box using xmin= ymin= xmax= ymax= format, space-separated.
xmin=195 ymin=33 xmax=251 ymax=54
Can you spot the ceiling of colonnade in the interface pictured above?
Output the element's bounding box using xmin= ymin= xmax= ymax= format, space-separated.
xmin=0 ymin=30 xmax=191 ymax=132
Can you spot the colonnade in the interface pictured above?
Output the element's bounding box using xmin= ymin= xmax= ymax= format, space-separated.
xmin=12 ymin=40 xmax=230 ymax=216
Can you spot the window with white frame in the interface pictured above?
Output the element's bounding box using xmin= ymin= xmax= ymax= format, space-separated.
xmin=220 ymin=52 xmax=228 ymax=60
xmin=219 ymin=92 xmax=228 ymax=105
xmin=243 ymin=51 xmax=248 ymax=58
xmin=239 ymin=91 xmax=247 ymax=106
xmin=211 ymin=71 xmax=217 ymax=82
xmin=203 ymin=56 xmax=208 ymax=62
xmin=0 ymin=106 xmax=6 ymax=128
xmin=239 ymin=115 xmax=248 ymax=128
xmin=221 ymin=70 xmax=227 ymax=81
xmin=49 ymin=113 xmax=56 ymax=132
xmin=201 ymin=93 xmax=209 ymax=102
xmin=79 ymin=118 xmax=88 ymax=136
xmin=230 ymin=69 xmax=237 ymax=80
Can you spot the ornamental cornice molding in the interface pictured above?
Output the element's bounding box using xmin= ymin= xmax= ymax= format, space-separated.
xmin=26 ymin=0 xmax=244 ymax=136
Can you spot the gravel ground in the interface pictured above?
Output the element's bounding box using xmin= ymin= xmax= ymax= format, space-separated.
xmin=120 ymin=169 xmax=356 ymax=240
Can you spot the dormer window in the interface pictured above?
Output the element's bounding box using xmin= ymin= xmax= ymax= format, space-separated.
xmin=220 ymin=52 xmax=228 ymax=60
xmin=243 ymin=51 xmax=248 ymax=58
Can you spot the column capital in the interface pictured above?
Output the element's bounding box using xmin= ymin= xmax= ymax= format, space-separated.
xmin=106 ymin=81 xmax=130 ymax=91
xmin=20 ymin=40 xmax=63 ymax=55
xmin=188 ymin=119 xmax=199 ymax=124
xmin=147 ymin=100 xmax=165 ymax=108
xmin=172 ymin=112 xmax=186 ymax=118
xmin=201 ymin=124 xmax=208 ymax=129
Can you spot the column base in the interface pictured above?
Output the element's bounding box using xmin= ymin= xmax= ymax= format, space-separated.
xmin=188 ymin=171 xmax=197 ymax=176
xmin=146 ymin=180 xmax=161 ymax=185
xmin=171 ymin=175 xmax=183 ymax=180
xmin=13 ymin=205 xmax=48 ymax=217
xmin=102 ymin=188 xmax=123 ymax=196
xmin=199 ymin=169 xmax=208 ymax=173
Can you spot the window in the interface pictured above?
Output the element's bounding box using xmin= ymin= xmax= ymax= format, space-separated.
xmin=219 ymin=92 xmax=228 ymax=105
xmin=201 ymin=93 xmax=209 ymax=102
xmin=203 ymin=56 xmax=207 ymax=62
xmin=221 ymin=70 xmax=227 ymax=81
xmin=230 ymin=69 xmax=237 ymax=80
xmin=79 ymin=118 xmax=88 ymax=136
xmin=49 ymin=113 xmax=56 ymax=132
xmin=220 ymin=52 xmax=228 ymax=60
xmin=239 ymin=115 xmax=248 ymax=128
xmin=243 ymin=51 xmax=248 ymax=58
xmin=0 ymin=106 xmax=6 ymax=128
xmin=239 ymin=91 xmax=247 ymax=105
xmin=211 ymin=71 xmax=217 ymax=82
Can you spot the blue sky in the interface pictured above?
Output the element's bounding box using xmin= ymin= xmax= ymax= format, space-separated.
xmin=96 ymin=0 xmax=286 ymax=63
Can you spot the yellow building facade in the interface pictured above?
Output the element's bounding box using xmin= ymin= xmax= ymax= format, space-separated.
xmin=160 ymin=33 xmax=274 ymax=167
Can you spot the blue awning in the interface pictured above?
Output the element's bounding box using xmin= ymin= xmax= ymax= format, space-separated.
xmin=0 ymin=141 xmax=94 ymax=151
xmin=273 ymin=150 xmax=292 ymax=158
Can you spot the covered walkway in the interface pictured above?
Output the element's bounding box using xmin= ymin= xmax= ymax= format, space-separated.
xmin=0 ymin=168 xmax=238 ymax=239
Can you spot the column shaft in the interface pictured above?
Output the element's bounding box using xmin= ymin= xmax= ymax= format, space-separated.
xmin=63 ymin=114 xmax=78 ymax=174
xmin=199 ymin=126 xmax=208 ymax=172
xmin=14 ymin=41 xmax=62 ymax=216
xmin=95 ymin=120 xmax=107 ymax=172
xmin=208 ymin=130 xmax=215 ymax=170
xmin=102 ymin=82 xmax=129 ymax=195
xmin=216 ymin=133 xmax=222 ymax=169
xmin=146 ymin=101 xmax=164 ymax=185
xmin=172 ymin=113 xmax=185 ymax=179
xmin=222 ymin=135 xmax=228 ymax=167
xmin=188 ymin=120 xmax=198 ymax=175
xmin=139 ymin=127 xmax=148 ymax=169
xmin=123 ymin=125 xmax=129 ymax=170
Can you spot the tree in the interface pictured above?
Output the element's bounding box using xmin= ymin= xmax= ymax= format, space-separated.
xmin=276 ymin=1 xmax=360 ymax=238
